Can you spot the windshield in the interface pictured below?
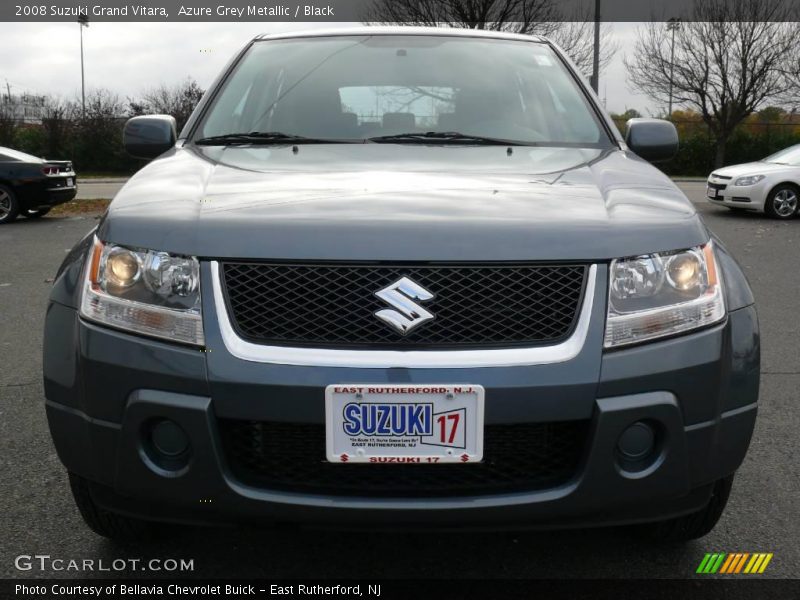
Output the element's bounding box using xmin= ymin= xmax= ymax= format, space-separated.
xmin=196 ymin=35 xmax=610 ymax=147
xmin=764 ymin=144 xmax=800 ymax=166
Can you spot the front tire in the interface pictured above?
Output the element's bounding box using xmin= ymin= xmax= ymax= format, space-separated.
xmin=0 ymin=184 xmax=20 ymax=224
xmin=764 ymin=184 xmax=799 ymax=219
xmin=69 ymin=473 xmax=155 ymax=542
xmin=23 ymin=207 xmax=51 ymax=218
xmin=639 ymin=474 xmax=734 ymax=542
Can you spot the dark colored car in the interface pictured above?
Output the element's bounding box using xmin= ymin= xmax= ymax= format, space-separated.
xmin=0 ymin=146 xmax=76 ymax=223
xmin=43 ymin=28 xmax=759 ymax=542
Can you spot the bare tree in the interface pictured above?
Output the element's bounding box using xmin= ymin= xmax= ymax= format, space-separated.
xmin=786 ymin=55 xmax=800 ymax=112
xmin=40 ymin=96 xmax=71 ymax=159
xmin=364 ymin=0 xmax=561 ymax=33
xmin=548 ymin=20 xmax=617 ymax=76
xmin=626 ymin=0 xmax=800 ymax=167
xmin=73 ymin=89 xmax=127 ymax=171
xmin=126 ymin=98 xmax=148 ymax=118
xmin=363 ymin=0 xmax=616 ymax=74
xmin=139 ymin=78 xmax=205 ymax=131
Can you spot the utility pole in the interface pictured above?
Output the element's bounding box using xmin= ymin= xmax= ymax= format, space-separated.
xmin=666 ymin=18 xmax=681 ymax=120
xmin=589 ymin=0 xmax=601 ymax=93
xmin=78 ymin=12 xmax=89 ymax=117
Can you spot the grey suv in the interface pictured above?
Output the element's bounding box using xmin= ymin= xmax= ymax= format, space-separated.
xmin=43 ymin=28 xmax=759 ymax=542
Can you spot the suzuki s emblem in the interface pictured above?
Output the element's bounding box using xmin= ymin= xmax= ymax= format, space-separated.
xmin=374 ymin=277 xmax=435 ymax=334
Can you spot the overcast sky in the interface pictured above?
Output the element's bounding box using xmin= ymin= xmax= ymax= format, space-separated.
xmin=0 ymin=21 xmax=656 ymax=115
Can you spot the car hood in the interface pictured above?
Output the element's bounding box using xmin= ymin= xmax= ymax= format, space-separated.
xmin=99 ymin=144 xmax=707 ymax=261
xmin=711 ymin=161 xmax=796 ymax=178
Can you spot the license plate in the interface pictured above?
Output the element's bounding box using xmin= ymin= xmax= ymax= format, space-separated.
xmin=325 ymin=384 xmax=484 ymax=464
xmin=707 ymin=185 xmax=718 ymax=199
xmin=66 ymin=178 xmax=74 ymax=187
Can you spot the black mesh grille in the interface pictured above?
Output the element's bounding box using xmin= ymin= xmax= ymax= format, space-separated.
xmin=221 ymin=263 xmax=587 ymax=349
xmin=218 ymin=420 xmax=589 ymax=497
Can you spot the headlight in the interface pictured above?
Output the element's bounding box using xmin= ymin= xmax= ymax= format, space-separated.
xmin=734 ymin=175 xmax=765 ymax=186
xmin=80 ymin=237 xmax=204 ymax=345
xmin=604 ymin=242 xmax=725 ymax=348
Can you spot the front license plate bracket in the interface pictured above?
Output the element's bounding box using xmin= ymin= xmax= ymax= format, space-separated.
xmin=325 ymin=384 xmax=485 ymax=464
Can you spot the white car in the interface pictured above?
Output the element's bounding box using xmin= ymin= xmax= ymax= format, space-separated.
xmin=706 ymin=144 xmax=800 ymax=219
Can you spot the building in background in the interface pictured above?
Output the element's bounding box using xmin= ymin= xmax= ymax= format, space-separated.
xmin=1 ymin=92 xmax=46 ymax=124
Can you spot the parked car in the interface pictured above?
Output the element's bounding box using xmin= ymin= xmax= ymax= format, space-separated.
xmin=706 ymin=144 xmax=800 ymax=219
xmin=0 ymin=146 xmax=77 ymax=223
xmin=44 ymin=28 xmax=759 ymax=543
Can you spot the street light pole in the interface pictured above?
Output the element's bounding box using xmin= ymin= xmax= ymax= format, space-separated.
xmin=667 ymin=18 xmax=681 ymax=121
xmin=78 ymin=13 xmax=89 ymax=117
xmin=590 ymin=0 xmax=601 ymax=93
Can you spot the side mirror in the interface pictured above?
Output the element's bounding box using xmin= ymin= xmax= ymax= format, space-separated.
xmin=123 ymin=115 xmax=177 ymax=159
xmin=625 ymin=118 xmax=679 ymax=162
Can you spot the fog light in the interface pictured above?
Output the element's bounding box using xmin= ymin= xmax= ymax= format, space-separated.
xmin=617 ymin=421 xmax=656 ymax=460
xmin=150 ymin=419 xmax=189 ymax=457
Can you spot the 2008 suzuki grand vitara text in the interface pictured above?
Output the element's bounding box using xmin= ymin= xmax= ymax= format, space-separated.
xmin=43 ymin=28 xmax=759 ymax=542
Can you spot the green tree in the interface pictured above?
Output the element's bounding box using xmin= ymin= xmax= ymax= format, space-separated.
xmin=757 ymin=106 xmax=785 ymax=123
xmin=611 ymin=108 xmax=642 ymax=121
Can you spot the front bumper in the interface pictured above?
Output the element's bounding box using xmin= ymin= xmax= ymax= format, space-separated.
xmin=706 ymin=176 xmax=768 ymax=211
xmin=43 ymin=260 xmax=760 ymax=529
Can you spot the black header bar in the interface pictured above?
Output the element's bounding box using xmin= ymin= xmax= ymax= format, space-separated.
xmin=3 ymin=0 xmax=798 ymax=22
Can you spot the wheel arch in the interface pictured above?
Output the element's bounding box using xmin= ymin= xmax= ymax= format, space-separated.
xmin=766 ymin=180 xmax=800 ymax=195
xmin=764 ymin=180 xmax=800 ymax=217
xmin=0 ymin=180 xmax=20 ymax=223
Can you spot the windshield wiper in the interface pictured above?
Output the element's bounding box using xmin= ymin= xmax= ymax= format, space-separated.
xmin=194 ymin=132 xmax=351 ymax=145
xmin=368 ymin=131 xmax=530 ymax=145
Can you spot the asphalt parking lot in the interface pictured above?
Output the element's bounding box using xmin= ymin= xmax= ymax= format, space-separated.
xmin=1 ymin=181 xmax=797 ymax=580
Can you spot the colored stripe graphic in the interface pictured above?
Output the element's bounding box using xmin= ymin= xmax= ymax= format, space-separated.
xmin=723 ymin=553 xmax=746 ymax=574
xmin=734 ymin=553 xmax=749 ymax=573
xmin=710 ymin=553 xmax=726 ymax=573
xmin=744 ymin=553 xmax=774 ymax=574
xmin=719 ymin=554 xmax=736 ymax=574
xmin=696 ymin=554 xmax=713 ymax=574
xmin=697 ymin=553 xmax=727 ymax=574
xmin=699 ymin=552 xmax=773 ymax=574
xmin=758 ymin=554 xmax=773 ymax=573
xmin=745 ymin=554 xmax=760 ymax=573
